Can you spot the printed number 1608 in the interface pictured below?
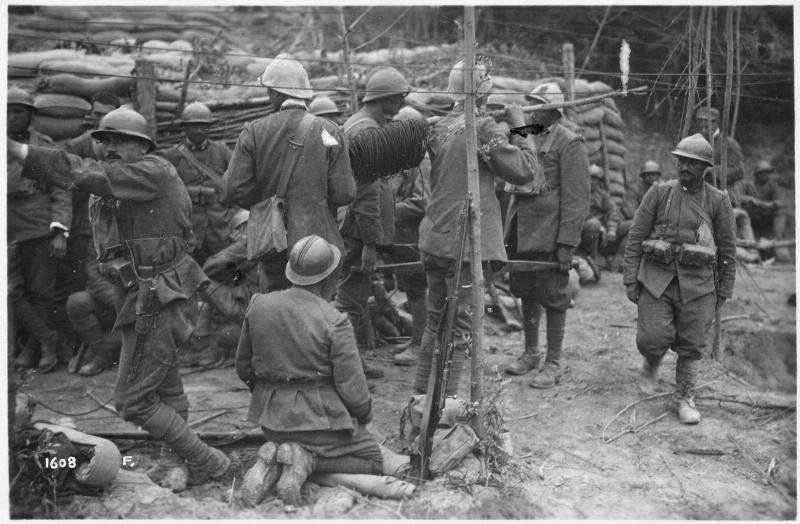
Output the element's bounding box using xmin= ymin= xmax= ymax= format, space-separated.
xmin=45 ymin=457 xmax=77 ymax=469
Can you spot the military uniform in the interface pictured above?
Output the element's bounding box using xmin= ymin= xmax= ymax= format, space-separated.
xmin=414 ymin=109 xmax=537 ymax=395
xmin=336 ymin=108 xmax=396 ymax=350
xmin=580 ymin=177 xmax=622 ymax=260
xmin=161 ymin=138 xmax=233 ymax=263
xmin=235 ymin=287 xmax=381 ymax=469
xmin=224 ymin=100 xmax=355 ymax=292
xmin=623 ymin=179 xmax=736 ymax=361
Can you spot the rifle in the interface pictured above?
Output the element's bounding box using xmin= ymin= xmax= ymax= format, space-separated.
xmin=128 ymin=278 xmax=160 ymax=384
xmin=417 ymin=196 xmax=471 ymax=480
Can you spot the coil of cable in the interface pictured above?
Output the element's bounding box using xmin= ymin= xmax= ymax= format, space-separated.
xmin=348 ymin=119 xmax=429 ymax=184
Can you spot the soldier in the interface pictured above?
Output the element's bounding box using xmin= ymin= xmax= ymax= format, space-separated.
xmin=236 ymin=236 xmax=408 ymax=506
xmin=65 ymin=242 xmax=121 ymax=376
xmin=389 ymin=106 xmax=431 ymax=367
xmin=8 ymin=106 xmax=230 ymax=490
xmin=161 ymin=102 xmax=233 ymax=266
xmin=7 ymin=87 xmax=72 ymax=373
xmin=224 ymin=53 xmax=355 ymax=293
xmin=623 ymin=134 xmax=736 ymax=424
xmin=580 ymin=163 xmax=622 ymax=275
xmin=503 ymin=82 xmax=590 ymax=388
xmin=741 ymin=160 xmax=787 ymax=240
xmin=413 ymin=59 xmax=537 ymax=397
xmin=309 ymin=96 xmax=343 ymax=124
xmin=336 ymin=66 xmax=410 ymax=379
xmin=182 ymin=209 xmax=259 ymax=368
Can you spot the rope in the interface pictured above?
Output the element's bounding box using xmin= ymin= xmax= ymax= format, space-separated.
xmin=348 ymin=119 xmax=429 ymax=184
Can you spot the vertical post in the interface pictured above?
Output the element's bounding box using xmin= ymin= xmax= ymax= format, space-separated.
xmin=681 ymin=6 xmax=697 ymax=139
xmin=731 ymin=6 xmax=742 ymax=139
xmin=134 ymin=59 xmax=157 ymax=142
xmin=562 ymin=42 xmax=575 ymax=121
xmin=463 ymin=6 xmax=485 ymax=438
xmin=338 ymin=7 xmax=359 ymax=114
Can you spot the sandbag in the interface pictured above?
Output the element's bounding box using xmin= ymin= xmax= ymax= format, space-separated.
xmin=589 ymin=80 xmax=613 ymax=94
xmin=580 ymin=127 xmax=601 ymax=141
xmin=37 ymin=6 xmax=92 ymax=21
xmin=603 ymin=97 xmax=619 ymax=112
xmin=601 ymin=125 xmax=625 ymax=144
xmin=39 ymin=73 xmax=133 ymax=99
xmin=608 ymin=180 xmax=626 ymax=197
xmin=491 ymin=75 xmax=536 ymax=94
xmin=9 ymin=49 xmax=84 ymax=77
xmin=603 ymin=109 xmax=625 ymax=129
xmin=32 ymin=114 xmax=89 ymax=141
xmin=39 ymin=59 xmax=131 ymax=77
xmin=141 ymin=39 xmax=171 ymax=51
xmin=607 ymin=155 xmax=626 ymax=170
xmin=168 ymin=40 xmax=194 ymax=53
xmin=92 ymin=30 xmax=135 ymax=42
xmin=34 ymin=93 xmax=91 ymax=118
xmin=573 ymin=106 xmax=604 ymax=126
xmin=15 ymin=17 xmax=87 ymax=32
xmin=607 ymin=169 xmax=625 ymax=185
xmin=574 ymin=101 xmax=603 ymax=113
xmin=157 ymin=111 xmax=177 ymax=122
xmin=605 ymin=142 xmax=627 ymax=158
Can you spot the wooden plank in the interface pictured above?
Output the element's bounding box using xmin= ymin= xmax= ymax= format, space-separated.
xmin=133 ymin=59 xmax=157 ymax=142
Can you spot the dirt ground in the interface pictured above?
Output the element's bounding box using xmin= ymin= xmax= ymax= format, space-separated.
xmin=14 ymin=261 xmax=797 ymax=520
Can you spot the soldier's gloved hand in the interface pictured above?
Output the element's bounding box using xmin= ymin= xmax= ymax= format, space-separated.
xmin=556 ymin=244 xmax=574 ymax=272
xmin=625 ymin=283 xmax=641 ymax=304
xmin=49 ymin=233 xmax=67 ymax=258
xmin=361 ymin=243 xmax=377 ymax=272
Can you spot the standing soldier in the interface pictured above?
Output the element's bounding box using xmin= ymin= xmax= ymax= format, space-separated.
xmin=8 ymin=106 xmax=230 ymax=489
xmin=389 ymin=106 xmax=431 ymax=367
xmin=623 ymin=134 xmax=736 ymax=424
xmin=503 ymin=82 xmax=590 ymax=388
xmin=224 ymin=53 xmax=355 ymax=293
xmin=336 ymin=66 xmax=410 ymax=379
xmin=309 ymin=96 xmax=343 ymax=124
xmin=161 ymin=102 xmax=233 ymax=265
xmin=7 ymin=87 xmax=72 ymax=373
xmin=412 ymin=59 xmax=537 ymax=397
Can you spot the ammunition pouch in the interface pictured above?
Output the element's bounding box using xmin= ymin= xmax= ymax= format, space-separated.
xmin=186 ymin=185 xmax=218 ymax=206
xmin=98 ymin=258 xmax=136 ymax=289
xmin=677 ymin=243 xmax=717 ymax=268
xmin=642 ymin=239 xmax=674 ymax=265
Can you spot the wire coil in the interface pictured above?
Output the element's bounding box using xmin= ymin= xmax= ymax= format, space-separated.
xmin=348 ymin=119 xmax=429 ymax=183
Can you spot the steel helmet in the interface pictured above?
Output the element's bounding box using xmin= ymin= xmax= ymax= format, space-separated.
xmin=640 ymin=160 xmax=661 ymax=176
xmin=180 ymin=102 xmax=214 ymax=124
xmin=694 ymin=106 xmax=720 ymax=121
xmin=309 ymin=96 xmax=340 ymax=116
xmin=258 ymin=53 xmax=314 ymax=100
xmin=395 ymin=105 xmax=423 ymax=122
xmin=671 ymin=133 xmax=713 ymax=166
xmin=446 ymin=59 xmax=492 ymax=102
xmin=362 ymin=67 xmax=410 ymax=103
xmin=230 ymin=208 xmax=250 ymax=230
xmin=527 ymin=82 xmax=564 ymax=115
xmin=91 ymin=106 xmax=156 ymax=152
xmin=588 ymin=164 xmax=604 ymax=179
xmin=8 ymin=87 xmax=35 ymax=109
xmin=285 ymin=235 xmax=341 ymax=286
xmin=754 ymin=160 xmax=774 ymax=176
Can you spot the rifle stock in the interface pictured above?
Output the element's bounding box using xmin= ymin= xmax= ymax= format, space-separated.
xmin=418 ymin=197 xmax=472 ymax=480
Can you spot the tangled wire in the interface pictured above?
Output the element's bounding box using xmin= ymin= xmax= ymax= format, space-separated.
xmin=348 ymin=119 xmax=429 ymax=184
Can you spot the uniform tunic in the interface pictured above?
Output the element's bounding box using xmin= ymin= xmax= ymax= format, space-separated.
xmin=224 ymin=102 xmax=355 ymax=291
xmin=160 ymin=139 xmax=233 ymax=261
xmin=623 ymin=180 xmax=736 ymax=360
xmin=22 ymin=146 xmax=207 ymax=426
xmin=236 ymin=287 xmax=379 ymax=460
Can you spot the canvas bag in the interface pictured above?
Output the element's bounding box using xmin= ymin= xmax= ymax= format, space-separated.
xmin=247 ymin=112 xmax=316 ymax=261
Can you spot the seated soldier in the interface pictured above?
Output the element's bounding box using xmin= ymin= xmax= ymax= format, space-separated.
xmin=578 ymin=164 xmax=622 ymax=276
xmin=65 ymin=241 xmax=121 ymax=376
xmin=182 ymin=209 xmax=258 ymax=368
xmin=741 ymin=160 xmax=788 ymax=240
xmin=236 ymin=235 xmax=408 ymax=506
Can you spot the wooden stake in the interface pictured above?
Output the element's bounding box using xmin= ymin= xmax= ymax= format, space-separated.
xmin=133 ymin=59 xmax=157 ymax=142
xmin=463 ymin=5 xmax=485 ymax=439
xmin=562 ymin=42 xmax=576 ymax=121
xmin=338 ymin=7 xmax=359 ymax=114
xmin=731 ymin=7 xmax=742 ymax=138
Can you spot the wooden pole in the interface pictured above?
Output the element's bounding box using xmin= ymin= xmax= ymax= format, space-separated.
xmin=681 ymin=6 xmax=697 ymax=139
xmin=704 ymin=6 xmax=715 ymax=185
xmin=463 ymin=6 xmax=485 ymax=439
xmin=338 ymin=7 xmax=360 ymax=114
xmin=731 ymin=6 xmax=742 ymax=138
xmin=133 ymin=58 xmax=157 ymax=142
xmin=562 ymin=42 xmax=576 ymax=121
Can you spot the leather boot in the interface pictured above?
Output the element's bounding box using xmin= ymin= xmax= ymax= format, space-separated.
xmin=14 ymin=339 xmax=40 ymax=370
xmin=639 ymin=354 xmax=663 ymax=396
xmin=145 ymin=406 xmax=230 ymax=485
xmin=240 ymin=442 xmax=281 ymax=506
xmin=146 ymin=446 xmax=190 ymax=492
xmin=360 ymin=356 xmax=384 ymax=379
xmin=79 ymin=331 xmax=121 ymax=376
xmin=276 ymin=442 xmax=316 ymax=506
xmin=36 ymin=334 xmax=60 ymax=373
xmin=393 ymin=343 xmax=419 ymax=366
xmin=529 ymin=361 xmax=563 ymax=389
xmin=507 ymin=298 xmax=543 ymax=375
xmin=675 ymin=357 xmax=701 ymax=424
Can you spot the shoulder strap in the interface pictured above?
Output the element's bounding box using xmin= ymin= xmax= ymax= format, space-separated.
xmin=276 ymin=112 xmax=316 ymax=199
xmin=175 ymin=144 xmax=227 ymax=195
